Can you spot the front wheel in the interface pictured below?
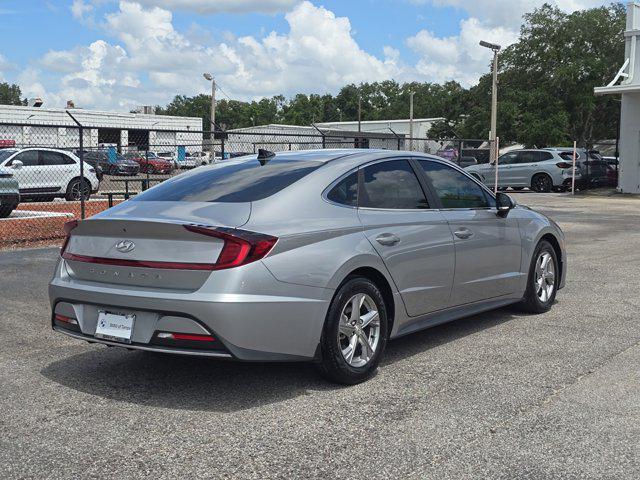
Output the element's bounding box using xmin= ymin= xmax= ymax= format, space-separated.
xmin=316 ymin=277 xmax=388 ymax=384
xmin=517 ymin=240 xmax=559 ymax=313
xmin=65 ymin=178 xmax=91 ymax=201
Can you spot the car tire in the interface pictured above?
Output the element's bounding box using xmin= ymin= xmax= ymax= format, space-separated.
xmin=517 ymin=240 xmax=559 ymax=314
xmin=65 ymin=178 xmax=91 ymax=201
xmin=531 ymin=173 xmax=553 ymax=193
xmin=0 ymin=204 xmax=15 ymax=218
xmin=316 ymin=276 xmax=388 ymax=385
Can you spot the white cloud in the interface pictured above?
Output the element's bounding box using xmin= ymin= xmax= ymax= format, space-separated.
xmin=135 ymin=0 xmax=299 ymax=14
xmin=407 ymin=18 xmax=517 ymax=85
xmin=413 ymin=0 xmax=607 ymax=28
xmin=32 ymin=1 xmax=402 ymax=109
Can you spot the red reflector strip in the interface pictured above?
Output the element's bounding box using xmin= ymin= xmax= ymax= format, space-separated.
xmin=159 ymin=332 xmax=215 ymax=342
xmin=55 ymin=314 xmax=78 ymax=325
xmin=62 ymin=252 xmax=217 ymax=271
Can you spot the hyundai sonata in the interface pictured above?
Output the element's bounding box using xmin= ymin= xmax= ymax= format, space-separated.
xmin=50 ymin=149 xmax=566 ymax=384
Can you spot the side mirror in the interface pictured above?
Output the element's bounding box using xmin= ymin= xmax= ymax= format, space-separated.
xmin=496 ymin=192 xmax=515 ymax=217
xmin=11 ymin=160 xmax=23 ymax=169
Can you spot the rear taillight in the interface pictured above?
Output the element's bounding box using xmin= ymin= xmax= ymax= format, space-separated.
xmin=61 ymin=219 xmax=79 ymax=255
xmin=184 ymin=225 xmax=278 ymax=270
xmin=556 ymin=162 xmax=573 ymax=169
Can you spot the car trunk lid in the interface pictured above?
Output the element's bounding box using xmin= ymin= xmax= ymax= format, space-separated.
xmin=62 ymin=201 xmax=251 ymax=290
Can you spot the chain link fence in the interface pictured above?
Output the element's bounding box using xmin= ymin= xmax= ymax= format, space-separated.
xmin=0 ymin=118 xmax=496 ymax=248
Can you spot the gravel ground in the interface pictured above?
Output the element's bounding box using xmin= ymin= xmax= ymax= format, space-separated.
xmin=0 ymin=192 xmax=638 ymax=479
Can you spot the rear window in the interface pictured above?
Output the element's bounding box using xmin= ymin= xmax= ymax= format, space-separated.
xmin=133 ymin=158 xmax=321 ymax=203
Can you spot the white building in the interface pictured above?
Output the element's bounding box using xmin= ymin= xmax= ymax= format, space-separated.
xmin=0 ymin=105 xmax=202 ymax=152
xmin=226 ymin=124 xmax=405 ymax=153
xmin=595 ymin=2 xmax=640 ymax=193
xmin=316 ymin=117 xmax=443 ymax=137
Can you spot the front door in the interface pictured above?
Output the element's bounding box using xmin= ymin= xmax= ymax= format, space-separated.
xmin=5 ymin=150 xmax=41 ymax=192
xmin=417 ymin=159 xmax=522 ymax=306
xmin=357 ymin=159 xmax=455 ymax=316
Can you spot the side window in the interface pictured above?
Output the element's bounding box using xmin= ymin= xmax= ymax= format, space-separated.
xmin=499 ymin=152 xmax=518 ymax=165
xmin=419 ymin=160 xmax=489 ymax=209
xmin=40 ymin=151 xmax=70 ymax=166
xmin=360 ymin=160 xmax=428 ymax=209
xmin=10 ymin=150 xmax=39 ymax=166
xmin=536 ymin=151 xmax=554 ymax=162
xmin=327 ymin=171 xmax=358 ymax=207
xmin=516 ymin=151 xmax=536 ymax=164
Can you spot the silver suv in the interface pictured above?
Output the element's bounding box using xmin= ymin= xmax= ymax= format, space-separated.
xmin=465 ymin=149 xmax=580 ymax=192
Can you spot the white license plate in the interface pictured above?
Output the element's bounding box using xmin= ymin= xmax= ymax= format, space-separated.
xmin=95 ymin=311 xmax=135 ymax=343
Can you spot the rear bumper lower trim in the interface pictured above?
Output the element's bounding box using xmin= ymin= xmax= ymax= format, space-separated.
xmin=53 ymin=325 xmax=234 ymax=358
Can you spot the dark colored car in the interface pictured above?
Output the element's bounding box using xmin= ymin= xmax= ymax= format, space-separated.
xmin=555 ymin=149 xmax=615 ymax=188
xmin=83 ymin=150 xmax=140 ymax=177
xmin=0 ymin=166 xmax=19 ymax=218
xmin=124 ymin=152 xmax=174 ymax=174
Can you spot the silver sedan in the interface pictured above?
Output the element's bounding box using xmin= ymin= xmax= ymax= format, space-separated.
xmin=50 ymin=149 xmax=566 ymax=384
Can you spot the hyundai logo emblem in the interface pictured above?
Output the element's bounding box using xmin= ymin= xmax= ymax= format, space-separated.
xmin=115 ymin=240 xmax=136 ymax=253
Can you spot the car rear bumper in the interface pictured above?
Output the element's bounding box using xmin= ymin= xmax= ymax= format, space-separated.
xmin=49 ymin=259 xmax=331 ymax=362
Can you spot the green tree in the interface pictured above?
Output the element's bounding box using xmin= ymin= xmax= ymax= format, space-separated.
xmin=0 ymin=82 xmax=26 ymax=106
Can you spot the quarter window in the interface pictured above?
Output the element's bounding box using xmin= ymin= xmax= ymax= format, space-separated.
xmin=419 ymin=160 xmax=489 ymax=209
xmin=327 ymin=172 xmax=358 ymax=207
xmin=41 ymin=151 xmax=73 ymax=166
xmin=360 ymin=160 xmax=428 ymax=209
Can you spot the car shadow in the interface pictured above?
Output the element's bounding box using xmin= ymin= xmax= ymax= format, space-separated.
xmin=40 ymin=306 xmax=527 ymax=413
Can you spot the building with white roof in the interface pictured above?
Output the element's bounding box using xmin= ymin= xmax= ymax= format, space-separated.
xmin=595 ymin=2 xmax=640 ymax=193
xmin=0 ymin=104 xmax=202 ymax=152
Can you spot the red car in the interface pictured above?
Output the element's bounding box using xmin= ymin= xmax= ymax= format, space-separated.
xmin=124 ymin=152 xmax=174 ymax=174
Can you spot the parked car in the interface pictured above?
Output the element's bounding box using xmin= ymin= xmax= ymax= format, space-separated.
xmin=51 ymin=149 xmax=566 ymax=384
xmin=157 ymin=151 xmax=179 ymax=170
xmin=183 ymin=151 xmax=211 ymax=168
xmin=0 ymin=148 xmax=100 ymax=201
xmin=124 ymin=152 xmax=174 ymax=174
xmin=545 ymin=148 xmax=615 ymax=188
xmin=435 ymin=147 xmax=459 ymax=162
xmin=465 ymin=149 xmax=581 ymax=192
xmin=83 ymin=150 xmax=140 ymax=177
xmin=0 ymin=166 xmax=19 ymax=217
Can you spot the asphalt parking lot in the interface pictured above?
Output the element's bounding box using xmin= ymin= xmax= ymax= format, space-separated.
xmin=1 ymin=192 xmax=639 ymax=479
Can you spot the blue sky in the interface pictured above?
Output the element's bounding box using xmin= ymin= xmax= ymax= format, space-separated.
xmin=0 ymin=0 xmax=606 ymax=111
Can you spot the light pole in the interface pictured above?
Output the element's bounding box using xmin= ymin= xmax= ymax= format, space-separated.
xmin=203 ymin=73 xmax=215 ymax=150
xmin=479 ymin=40 xmax=501 ymax=163
xmin=409 ymin=91 xmax=415 ymax=151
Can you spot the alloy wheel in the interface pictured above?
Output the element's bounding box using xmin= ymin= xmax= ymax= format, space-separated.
xmin=338 ymin=293 xmax=381 ymax=367
xmin=70 ymin=180 xmax=90 ymax=200
xmin=535 ymin=252 xmax=556 ymax=303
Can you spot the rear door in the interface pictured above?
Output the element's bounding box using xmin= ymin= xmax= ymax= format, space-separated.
xmin=417 ymin=159 xmax=522 ymax=306
xmin=508 ymin=150 xmax=538 ymax=186
xmin=39 ymin=150 xmax=77 ymax=191
xmin=357 ymin=158 xmax=455 ymax=316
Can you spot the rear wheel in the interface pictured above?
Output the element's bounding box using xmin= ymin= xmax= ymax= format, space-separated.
xmin=316 ymin=277 xmax=388 ymax=384
xmin=531 ymin=173 xmax=553 ymax=193
xmin=65 ymin=178 xmax=91 ymax=201
xmin=517 ymin=240 xmax=559 ymax=313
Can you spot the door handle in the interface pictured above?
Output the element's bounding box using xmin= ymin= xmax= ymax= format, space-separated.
xmin=375 ymin=233 xmax=400 ymax=246
xmin=454 ymin=228 xmax=473 ymax=239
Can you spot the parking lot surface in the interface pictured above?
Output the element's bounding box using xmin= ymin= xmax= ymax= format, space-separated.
xmin=1 ymin=192 xmax=639 ymax=479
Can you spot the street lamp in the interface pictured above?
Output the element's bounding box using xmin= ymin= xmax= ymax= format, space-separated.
xmin=479 ymin=40 xmax=501 ymax=163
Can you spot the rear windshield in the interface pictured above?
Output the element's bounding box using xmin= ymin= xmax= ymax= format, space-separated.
xmin=133 ymin=158 xmax=321 ymax=203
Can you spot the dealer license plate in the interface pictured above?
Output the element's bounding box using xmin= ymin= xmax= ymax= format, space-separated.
xmin=95 ymin=311 xmax=135 ymax=343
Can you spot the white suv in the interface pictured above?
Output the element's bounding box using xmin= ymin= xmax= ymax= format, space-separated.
xmin=0 ymin=148 xmax=100 ymax=201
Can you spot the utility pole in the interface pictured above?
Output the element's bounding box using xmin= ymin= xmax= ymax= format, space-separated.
xmin=479 ymin=41 xmax=501 ymax=163
xmin=409 ymin=91 xmax=415 ymax=151
xmin=357 ymin=94 xmax=362 ymax=132
xmin=203 ymin=73 xmax=216 ymax=142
